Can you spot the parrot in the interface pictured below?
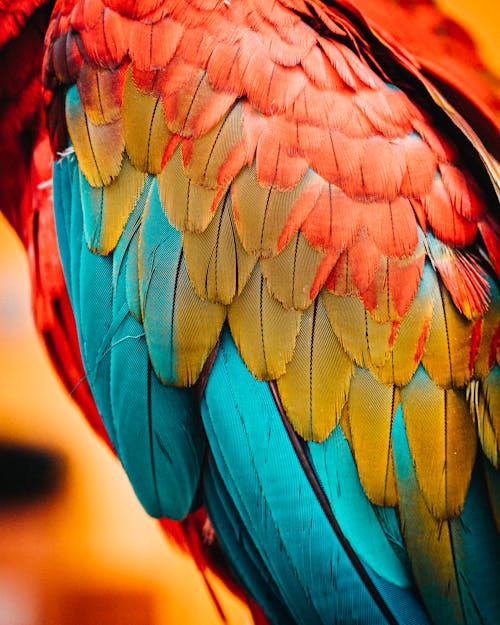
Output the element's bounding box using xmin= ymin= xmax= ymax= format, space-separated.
xmin=1 ymin=0 xmax=499 ymax=624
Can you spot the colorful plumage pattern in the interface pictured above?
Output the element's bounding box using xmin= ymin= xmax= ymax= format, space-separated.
xmin=1 ymin=0 xmax=499 ymax=623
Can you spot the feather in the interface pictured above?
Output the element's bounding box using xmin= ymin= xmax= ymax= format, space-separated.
xmin=129 ymin=18 xmax=184 ymax=72
xmin=308 ymin=425 xmax=411 ymax=586
xmin=65 ymin=84 xmax=124 ymax=187
xmin=157 ymin=144 xmax=219 ymax=233
xmin=297 ymin=181 xmax=363 ymax=252
xmin=426 ymin=232 xmax=490 ymax=319
xmin=162 ymin=69 xmax=237 ymax=138
xmin=77 ymin=65 xmax=124 ymax=125
xmin=401 ymin=365 xmax=477 ymax=519
xmin=345 ymin=368 xmax=398 ymax=506
xmin=112 ymin=180 xmax=152 ymax=321
xmin=110 ymin=243 xmax=205 ymax=520
xmin=359 ymin=243 xmax=425 ymax=323
xmin=183 ymin=102 xmax=244 ymax=188
xmin=373 ymin=260 xmax=434 ymax=386
xmin=471 ymin=366 xmax=500 ymax=467
xmin=53 ymin=151 xmax=119 ymax=449
xmin=231 ymin=164 xmax=310 ymax=258
xmin=392 ymin=407 xmax=500 ymax=625
xmin=321 ymin=291 xmax=393 ymax=369
xmin=227 ymin=265 xmax=301 ymax=380
xmin=423 ymin=175 xmax=478 ymax=247
xmin=260 ymin=232 xmax=325 ymax=310
xmin=183 ymin=190 xmax=257 ymax=304
xmin=139 ymin=179 xmax=225 ymax=386
xmin=483 ymin=458 xmax=500 ymax=533
xmin=52 ymin=155 xmax=77 ymax=306
xmin=80 ymin=156 xmax=147 ymax=255
xmin=122 ymin=67 xmax=173 ymax=174
xmin=396 ymin=132 xmax=438 ymax=198
xmin=422 ymin=276 xmax=475 ymax=388
xmin=473 ymin=278 xmax=500 ymax=378
xmin=202 ymin=327 xmax=396 ymax=625
xmin=277 ymin=296 xmax=353 ymax=441
xmin=204 ymin=459 xmax=298 ymax=625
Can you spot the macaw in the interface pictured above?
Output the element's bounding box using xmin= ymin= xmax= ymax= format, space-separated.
xmin=1 ymin=1 xmax=499 ymax=624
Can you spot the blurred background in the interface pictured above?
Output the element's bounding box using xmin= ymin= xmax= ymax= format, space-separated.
xmin=0 ymin=2 xmax=498 ymax=624
xmin=0 ymin=213 xmax=252 ymax=624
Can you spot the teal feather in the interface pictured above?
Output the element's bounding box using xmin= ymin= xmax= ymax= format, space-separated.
xmin=307 ymin=426 xmax=412 ymax=587
xmin=307 ymin=426 xmax=429 ymax=624
xmin=204 ymin=458 xmax=296 ymax=624
xmin=110 ymin=245 xmax=205 ymax=519
xmin=139 ymin=179 xmax=183 ymax=385
xmin=202 ymin=326 xmax=405 ymax=625
xmin=79 ymin=172 xmax=104 ymax=252
xmin=112 ymin=178 xmax=151 ymax=321
xmin=75 ymin=200 xmax=118 ymax=447
xmin=125 ymin=214 xmax=143 ymax=321
xmin=54 ymin=154 xmax=120 ymax=448
xmin=372 ymin=506 xmax=412 ymax=574
xmin=53 ymin=152 xmax=205 ymax=519
xmin=449 ymin=462 xmax=500 ymax=624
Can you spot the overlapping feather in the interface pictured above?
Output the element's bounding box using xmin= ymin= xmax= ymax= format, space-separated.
xmin=42 ymin=1 xmax=500 ymax=623
xmin=50 ymin=0 xmax=500 ymax=524
xmin=53 ymin=152 xmax=206 ymax=520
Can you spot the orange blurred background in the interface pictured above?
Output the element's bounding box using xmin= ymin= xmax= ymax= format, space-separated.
xmin=0 ymin=2 xmax=498 ymax=624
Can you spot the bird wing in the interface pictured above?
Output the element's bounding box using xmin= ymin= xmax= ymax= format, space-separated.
xmin=13 ymin=0 xmax=500 ymax=622
xmin=0 ymin=4 xmax=266 ymax=621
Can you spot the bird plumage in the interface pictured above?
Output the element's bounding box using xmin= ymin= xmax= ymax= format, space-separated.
xmin=1 ymin=0 xmax=499 ymax=623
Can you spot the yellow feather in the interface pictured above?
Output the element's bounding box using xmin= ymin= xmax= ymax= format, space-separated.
xmin=277 ymin=296 xmax=353 ymax=441
xmin=394 ymin=446 xmax=465 ymax=624
xmin=122 ymin=68 xmax=173 ymax=173
xmin=260 ymin=232 xmax=325 ymax=310
xmin=401 ymin=366 xmax=477 ymax=519
xmin=346 ymin=368 xmax=398 ymax=506
xmin=374 ymin=262 xmax=435 ymax=386
xmin=173 ymin=257 xmax=226 ymax=386
xmin=157 ymin=146 xmax=218 ymax=232
xmin=183 ymin=191 xmax=257 ymax=304
xmin=184 ymin=103 xmax=243 ymax=188
xmin=231 ymin=165 xmax=311 ymax=257
xmin=227 ymin=265 xmax=302 ymax=380
xmin=85 ymin=156 xmax=147 ymax=255
xmin=422 ymin=282 xmax=474 ymax=388
xmin=66 ymin=87 xmax=124 ymax=187
xmin=321 ymin=292 xmax=393 ymax=368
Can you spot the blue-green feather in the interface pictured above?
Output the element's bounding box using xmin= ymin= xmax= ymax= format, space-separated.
xmin=53 ymin=153 xmax=205 ymax=520
xmin=54 ymin=155 xmax=119 ymax=448
xmin=307 ymin=427 xmax=412 ymax=587
xmin=204 ymin=458 xmax=296 ymax=624
xmin=449 ymin=462 xmax=500 ymax=624
xmin=139 ymin=180 xmax=183 ymax=385
xmin=202 ymin=326 xmax=405 ymax=625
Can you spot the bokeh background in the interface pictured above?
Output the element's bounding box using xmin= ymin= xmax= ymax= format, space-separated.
xmin=0 ymin=2 xmax=498 ymax=624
